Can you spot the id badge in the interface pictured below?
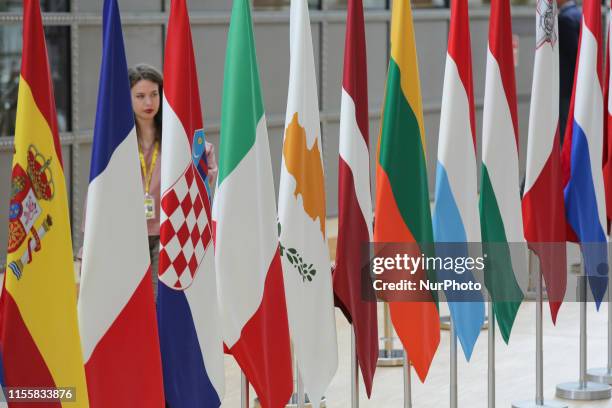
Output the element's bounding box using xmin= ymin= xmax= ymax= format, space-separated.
xmin=144 ymin=194 xmax=155 ymax=220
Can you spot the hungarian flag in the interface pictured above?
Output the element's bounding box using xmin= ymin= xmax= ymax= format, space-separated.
xmin=479 ymin=0 xmax=525 ymax=343
xmin=278 ymin=0 xmax=338 ymax=404
xmin=332 ymin=0 xmax=377 ymax=396
xmin=157 ymin=0 xmax=225 ymax=406
xmin=213 ymin=0 xmax=293 ymax=406
xmin=374 ymin=0 xmax=440 ymax=382
xmin=0 ymin=1 xmax=89 ymax=405
xmin=77 ymin=0 xmax=164 ymax=405
xmin=432 ymin=0 xmax=485 ymax=361
xmin=561 ymin=0 xmax=608 ymax=306
xmin=522 ymin=0 xmax=566 ymax=323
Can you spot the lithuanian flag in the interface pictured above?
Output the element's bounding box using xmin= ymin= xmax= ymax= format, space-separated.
xmin=374 ymin=0 xmax=440 ymax=382
xmin=0 ymin=1 xmax=89 ymax=406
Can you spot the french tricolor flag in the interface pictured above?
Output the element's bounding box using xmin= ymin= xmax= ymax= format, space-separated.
xmin=561 ymin=0 xmax=608 ymax=306
xmin=77 ymin=0 xmax=165 ymax=405
xmin=157 ymin=0 xmax=225 ymax=406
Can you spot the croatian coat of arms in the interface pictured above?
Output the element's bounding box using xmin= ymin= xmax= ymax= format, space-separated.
xmin=7 ymin=145 xmax=55 ymax=280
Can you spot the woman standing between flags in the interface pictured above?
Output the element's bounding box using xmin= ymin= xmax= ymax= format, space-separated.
xmin=77 ymin=63 xmax=219 ymax=300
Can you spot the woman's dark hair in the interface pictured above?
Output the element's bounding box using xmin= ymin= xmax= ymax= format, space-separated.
xmin=128 ymin=64 xmax=163 ymax=139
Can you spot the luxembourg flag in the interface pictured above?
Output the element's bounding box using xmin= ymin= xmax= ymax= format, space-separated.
xmin=157 ymin=0 xmax=225 ymax=406
xmin=432 ymin=0 xmax=484 ymax=361
xmin=78 ymin=0 xmax=165 ymax=405
xmin=522 ymin=0 xmax=566 ymax=323
xmin=561 ymin=0 xmax=608 ymax=306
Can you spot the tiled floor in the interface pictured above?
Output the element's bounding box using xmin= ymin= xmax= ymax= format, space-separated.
xmin=221 ymin=301 xmax=612 ymax=407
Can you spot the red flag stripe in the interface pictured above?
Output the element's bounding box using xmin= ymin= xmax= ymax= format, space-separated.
xmin=447 ymin=0 xmax=477 ymax=148
xmin=21 ymin=0 xmax=62 ymax=166
xmin=341 ymin=0 xmax=369 ymax=144
xmin=488 ymin=0 xmax=519 ymax=146
xmin=163 ymin=0 xmax=203 ymax=146
xmin=84 ymin=270 xmax=165 ymax=407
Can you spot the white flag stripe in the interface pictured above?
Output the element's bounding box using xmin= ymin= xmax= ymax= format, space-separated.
xmin=79 ymin=128 xmax=150 ymax=361
xmin=339 ymin=89 xmax=373 ymax=241
xmin=438 ymin=55 xmax=481 ymax=242
xmin=161 ymin=97 xmax=192 ymax=187
xmin=524 ymin=31 xmax=559 ymax=193
xmin=482 ymin=49 xmax=524 ymax=244
xmin=215 ymin=116 xmax=277 ymax=347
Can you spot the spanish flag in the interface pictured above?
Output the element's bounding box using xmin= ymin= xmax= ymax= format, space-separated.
xmin=0 ymin=1 xmax=89 ymax=406
xmin=374 ymin=0 xmax=440 ymax=382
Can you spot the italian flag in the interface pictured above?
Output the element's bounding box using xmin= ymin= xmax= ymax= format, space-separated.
xmin=374 ymin=0 xmax=440 ymax=382
xmin=480 ymin=0 xmax=525 ymax=343
xmin=212 ymin=0 xmax=293 ymax=406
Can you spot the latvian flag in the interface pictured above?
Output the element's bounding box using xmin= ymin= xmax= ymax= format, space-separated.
xmin=78 ymin=0 xmax=165 ymax=405
xmin=157 ymin=0 xmax=225 ymax=406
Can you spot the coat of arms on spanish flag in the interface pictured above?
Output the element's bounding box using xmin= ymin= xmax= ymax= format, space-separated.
xmin=0 ymin=1 xmax=89 ymax=405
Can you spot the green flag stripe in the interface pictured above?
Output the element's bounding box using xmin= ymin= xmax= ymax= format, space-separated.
xmin=378 ymin=58 xmax=433 ymax=245
xmin=479 ymin=165 xmax=523 ymax=342
xmin=218 ymin=0 xmax=264 ymax=186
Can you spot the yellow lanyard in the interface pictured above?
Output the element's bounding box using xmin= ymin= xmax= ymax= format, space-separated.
xmin=138 ymin=141 xmax=159 ymax=195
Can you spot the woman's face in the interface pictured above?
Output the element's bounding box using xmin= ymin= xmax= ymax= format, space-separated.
xmin=131 ymin=79 xmax=160 ymax=123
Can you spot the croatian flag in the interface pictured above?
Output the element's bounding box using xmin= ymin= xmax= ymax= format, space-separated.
xmin=561 ymin=0 xmax=608 ymax=306
xmin=77 ymin=0 xmax=165 ymax=405
xmin=157 ymin=0 xmax=225 ymax=406
xmin=432 ymin=0 xmax=484 ymax=361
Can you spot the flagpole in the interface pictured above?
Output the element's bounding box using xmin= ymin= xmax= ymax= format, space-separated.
xmin=587 ymin=240 xmax=612 ymax=384
xmin=351 ymin=328 xmax=360 ymax=408
xmin=450 ymin=321 xmax=458 ymax=408
xmin=241 ymin=372 xmax=250 ymax=408
xmin=403 ymin=348 xmax=412 ymax=408
xmin=512 ymin=251 xmax=566 ymax=408
xmin=556 ymin=265 xmax=611 ymax=400
xmin=297 ymin=365 xmax=305 ymax=408
xmin=378 ymin=303 xmax=404 ymax=366
xmin=488 ymin=302 xmax=495 ymax=408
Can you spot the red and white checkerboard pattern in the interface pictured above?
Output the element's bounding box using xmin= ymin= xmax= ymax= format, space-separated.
xmin=159 ymin=167 xmax=212 ymax=290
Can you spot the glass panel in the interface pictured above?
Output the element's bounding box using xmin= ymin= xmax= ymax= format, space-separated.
xmin=253 ymin=0 xmax=321 ymax=10
xmin=324 ymin=0 xmax=387 ymax=9
xmin=0 ymin=26 xmax=71 ymax=136
xmin=0 ymin=0 xmax=70 ymax=12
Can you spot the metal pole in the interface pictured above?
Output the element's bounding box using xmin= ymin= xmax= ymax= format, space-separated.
xmin=488 ymin=302 xmax=495 ymax=408
xmin=450 ymin=321 xmax=458 ymax=408
xmin=351 ymin=328 xmax=360 ymax=408
xmin=587 ymin=240 xmax=612 ymax=384
xmin=512 ymin=251 xmax=566 ymax=408
xmin=557 ymin=266 xmax=611 ymax=400
xmin=403 ymin=349 xmax=412 ymax=408
xmin=378 ymin=303 xmax=404 ymax=366
xmin=384 ymin=302 xmax=393 ymax=354
xmin=241 ymin=372 xmax=249 ymax=408
xmin=297 ymin=361 xmax=305 ymax=408
xmin=536 ymin=266 xmax=544 ymax=405
xmin=580 ymin=281 xmax=587 ymax=389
